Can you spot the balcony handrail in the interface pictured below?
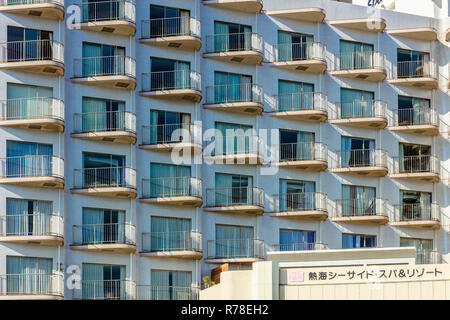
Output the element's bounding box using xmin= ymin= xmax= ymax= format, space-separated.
xmin=141 ymin=70 xmax=201 ymax=92
xmin=141 ymin=230 xmax=202 ymax=253
xmin=141 ymin=123 xmax=193 ymax=145
xmin=335 ymin=198 xmax=387 ymax=217
xmin=76 ymin=279 xmax=136 ymax=300
xmin=206 ymin=238 xmax=264 ymax=260
xmin=141 ymin=176 xmax=202 ymax=199
xmin=272 ymin=91 xmax=327 ymax=112
xmin=0 ymin=155 xmax=64 ymax=179
xmin=72 ymin=222 xmax=136 ymax=246
xmin=0 ymin=39 xmax=64 ymax=63
xmin=334 ymin=149 xmax=387 ymax=168
xmin=334 ymin=51 xmax=386 ymax=71
xmin=273 ymin=192 xmax=327 ymax=213
xmin=137 ymin=284 xmax=199 ymax=300
xmin=0 ymin=272 xmax=64 ymax=296
xmin=391 ymin=107 xmax=438 ymax=127
xmin=211 ymin=133 xmax=263 ymax=157
xmin=76 ymin=0 xmax=135 ymax=23
xmin=392 ymin=154 xmax=439 ymax=174
xmin=334 ymin=100 xmax=387 ymax=119
xmin=205 ymin=186 xmax=264 ymax=208
xmin=73 ymin=166 xmax=136 ymax=189
xmin=391 ymin=59 xmax=437 ymax=79
xmin=205 ymin=32 xmax=262 ymax=54
xmin=415 ymin=249 xmax=442 ymax=264
xmin=278 ymin=141 xmax=327 ymax=162
xmin=73 ymin=55 xmax=136 ymax=78
xmin=272 ymin=41 xmax=325 ymax=62
xmin=393 ymin=202 xmax=440 ymax=222
xmin=0 ymin=213 xmax=63 ymax=237
xmin=0 ymin=0 xmax=64 ymax=5
xmin=73 ymin=110 xmax=136 ymax=134
xmin=141 ymin=16 xmax=200 ymax=39
xmin=0 ymin=97 xmax=64 ymax=121
xmin=205 ymin=82 xmax=262 ymax=105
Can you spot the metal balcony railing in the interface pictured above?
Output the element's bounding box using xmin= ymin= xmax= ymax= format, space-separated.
xmin=206 ymin=187 xmax=264 ymax=208
xmin=137 ymin=285 xmax=199 ymax=300
xmin=0 ymin=155 xmax=64 ymax=179
xmin=212 ymin=134 xmax=263 ymax=157
xmin=272 ymin=242 xmax=329 ymax=252
xmin=273 ymin=92 xmax=327 ymax=113
xmin=141 ymin=176 xmax=202 ymax=199
xmin=73 ymin=55 xmax=136 ymax=78
xmin=0 ymin=214 xmax=63 ymax=238
xmin=207 ymin=239 xmax=264 ymax=260
xmin=393 ymin=203 xmax=440 ymax=222
xmin=72 ymin=223 xmax=136 ymax=246
xmin=73 ymin=111 xmax=136 ymax=134
xmin=205 ymin=83 xmax=262 ymax=105
xmin=415 ymin=250 xmax=442 ymax=264
xmin=141 ymin=123 xmax=193 ymax=146
xmin=334 ymin=100 xmax=387 ymax=120
xmin=391 ymin=107 xmax=438 ymax=127
xmin=0 ymin=39 xmax=64 ymax=64
xmin=334 ymin=51 xmax=385 ymax=71
xmin=0 ymin=0 xmax=63 ymax=5
xmin=0 ymin=272 xmax=64 ymax=297
xmin=205 ymin=32 xmax=262 ymax=54
xmin=273 ymin=192 xmax=327 ymax=213
xmin=279 ymin=142 xmax=327 ymax=162
xmin=141 ymin=231 xmax=202 ymax=253
xmin=335 ymin=198 xmax=387 ymax=217
xmin=76 ymin=0 xmax=135 ymax=23
xmin=392 ymin=60 xmax=437 ymax=79
xmin=141 ymin=70 xmax=201 ymax=92
xmin=0 ymin=97 xmax=64 ymax=122
xmin=75 ymin=280 xmax=136 ymax=300
xmin=392 ymin=155 xmax=439 ymax=174
xmin=73 ymin=167 xmax=136 ymax=189
xmin=272 ymin=42 xmax=325 ymax=62
xmin=334 ymin=149 xmax=387 ymax=169
xmin=141 ymin=16 xmax=200 ymax=39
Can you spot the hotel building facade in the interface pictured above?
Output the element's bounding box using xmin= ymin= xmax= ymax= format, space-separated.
xmin=0 ymin=0 xmax=448 ymax=300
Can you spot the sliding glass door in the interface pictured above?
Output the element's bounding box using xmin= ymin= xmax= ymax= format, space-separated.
xmin=215 ymin=224 xmax=254 ymax=258
xmin=340 ymin=88 xmax=375 ymax=118
xmin=150 ymin=163 xmax=191 ymax=198
xmin=6 ymin=256 xmax=52 ymax=295
xmin=279 ymin=229 xmax=315 ymax=251
xmin=82 ymin=42 xmax=125 ymax=77
xmin=278 ymin=31 xmax=313 ymax=61
xmin=214 ymin=21 xmax=251 ymax=52
xmin=341 ymin=137 xmax=375 ymax=167
xmin=215 ymin=173 xmax=252 ymax=207
xmin=82 ymin=263 xmax=125 ymax=300
xmin=82 ymin=208 xmax=125 ymax=245
xmin=7 ymin=26 xmax=53 ymax=62
xmin=151 ymin=270 xmax=192 ymax=300
xmin=6 ymin=199 xmax=52 ymax=236
xmin=6 ymin=141 xmax=52 ymax=178
xmin=82 ymin=152 xmax=125 ymax=187
xmin=7 ymin=84 xmax=52 ymax=120
xmin=340 ymin=40 xmax=373 ymax=70
xmin=149 ymin=110 xmax=190 ymax=145
xmin=279 ymin=179 xmax=315 ymax=212
xmin=398 ymin=96 xmax=430 ymax=126
xmin=150 ymin=217 xmax=191 ymax=252
xmin=342 ymin=185 xmax=376 ymax=217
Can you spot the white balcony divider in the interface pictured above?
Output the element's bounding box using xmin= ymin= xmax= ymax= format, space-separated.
xmin=0 ymin=155 xmax=64 ymax=179
xmin=141 ymin=70 xmax=201 ymax=92
xmin=73 ymin=55 xmax=136 ymax=78
xmin=335 ymin=198 xmax=387 ymax=217
xmin=390 ymin=107 xmax=438 ymax=127
xmin=273 ymin=92 xmax=327 ymax=113
xmin=205 ymin=32 xmax=262 ymax=53
xmin=391 ymin=59 xmax=437 ymax=79
xmin=206 ymin=239 xmax=264 ymax=260
xmin=278 ymin=142 xmax=327 ymax=162
xmin=333 ymin=51 xmax=385 ymax=71
xmin=334 ymin=100 xmax=387 ymax=119
xmin=394 ymin=203 xmax=440 ymax=222
xmin=0 ymin=0 xmax=64 ymax=6
xmin=73 ymin=167 xmax=136 ymax=189
xmin=137 ymin=285 xmax=199 ymax=300
xmin=141 ymin=230 xmax=202 ymax=253
xmin=271 ymin=42 xmax=325 ymax=62
xmin=0 ymin=272 xmax=64 ymax=296
xmin=76 ymin=0 xmax=135 ymax=23
xmin=0 ymin=214 xmax=63 ymax=237
xmin=273 ymin=192 xmax=327 ymax=213
xmin=205 ymin=83 xmax=262 ymax=105
xmin=73 ymin=111 xmax=136 ymax=134
xmin=0 ymin=40 xmax=64 ymax=63
xmin=392 ymin=155 xmax=439 ymax=174
xmin=74 ymin=280 xmax=136 ymax=300
xmin=0 ymin=97 xmax=64 ymax=121
xmin=141 ymin=16 xmax=200 ymax=39
xmin=334 ymin=149 xmax=387 ymax=168
xmin=206 ymin=186 xmax=264 ymax=208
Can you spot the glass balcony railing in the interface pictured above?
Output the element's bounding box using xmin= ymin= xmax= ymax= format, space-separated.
xmin=0 ymin=97 xmax=64 ymax=122
xmin=73 ymin=55 xmax=136 ymax=78
xmin=206 ymin=187 xmax=264 ymax=208
xmin=334 ymin=149 xmax=387 ymax=169
xmin=141 ymin=176 xmax=202 ymax=199
xmin=334 ymin=100 xmax=387 ymax=120
xmin=72 ymin=167 xmax=136 ymax=189
xmin=0 ymin=214 xmax=63 ymax=238
xmin=335 ymin=198 xmax=387 ymax=218
xmin=207 ymin=239 xmax=264 ymax=260
xmin=205 ymin=83 xmax=262 ymax=105
xmin=137 ymin=285 xmax=199 ymax=300
xmin=73 ymin=111 xmax=136 ymax=134
xmin=205 ymin=32 xmax=262 ymax=54
xmin=0 ymin=155 xmax=64 ymax=179
xmin=273 ymin=192 xmax=327 ymax=213
xmin=394 ymin=203 xmax=440 ymax=222
xmin=75 ymin=280 xmax=136 ymax=300
xmin=391 ymin=107 xmax=438 ymax=127
xmin=335 ymin=51 xmax=385 ymax=71
xmin=273 ymin=92 xmax=327 ymax=113
xmin=141 ymin=16 xmax=200 ymax=39
xmin=72 ymin=223 xmax=136 ymax=246
xmin=76 ymin=0 xmax=135 ymax=24
xmin=392 ymin=155 xmax=439 ymax=175
xmin=141 ymin=70 xmax=201 ymax=92
xmin=272 ymin=42 xmax=325 ymax=62
xmin=0 ymin=39 xmax=64 ymax=64
xmin=141 ymin=231 xmax=202 ymax=253
xmin=0 ymin=272 xmax=64 ymax=297
xmin=279 ymin=142 xmax=327 ymax=162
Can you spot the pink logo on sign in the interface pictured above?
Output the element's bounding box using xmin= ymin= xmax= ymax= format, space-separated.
xmin=289 ymin=271 xmax=304 ymax=283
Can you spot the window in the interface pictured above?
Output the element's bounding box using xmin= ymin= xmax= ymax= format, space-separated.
xmin=400 ymin=238 xmax=433 ymax=264
xmin=213 ymin=21 xmax=252 ymax=52
xmin=150 ymin=58 xmax=190 ymax=90
xmin=215 ymin=224 xmax=254 ymax=258
xmin=340 ymin=40 xmax=374 ymax=70
xmin=341 ymin=136 xmax=375 ymax=167
xmin=149 ymin=110 xmax=190 ymax=144
xmin=279 ymin=129 xmax=315 ymax=161
xmin=82 ymin=263 xmax=125 ymax=300
xmin=81 ymin=97 xmax=125 ymax=133
xmin=82 ymin=0 xmax=124 ymax=22
xmin=6 ymin=83 xmax=53 ymax=120
xmin=6 ymin=256 xmax=52 ymax=295
xmin=6 ymin=141 xmax=53 ymax=177
xmin=214 ymin=122 xmax=253 ymax=156
xmin=398 ymin=96 xmax=430 ymax=126
xmin=149 ymin=5 xmax=190 ymax=37
xmin=277 ymin=31 xmax=313 ymax=61
xmin=278 ymin=80 xmax=314 ymax=111
xmin=7 ymin=26 xmax=53 ymax=62
xmin=279 ymin=179 xmax=315 ymax=211
xmin=82 ymin=208 xmax=126 ymax=245
xmin=400 ymin=190 xmax=432 ymax=221
xmin=82 ymin=152 xmax=125 ymax=187
xmin=399 ymin=143 xmax=431 ymax=173
xmin=215 ymin=173 xmax=253 ymax=206
xmin=150 ymin=217 xmax=192 ymax=251
xmin=342 ymin=234 xmax=376 ymax=249
xmin=397 ymin=49 xmax=429 ymax=78
xmin=82 ymin=42 xmax=125 ymax=77
xmin=151 ymin=270 xmax=192 ymax=300
xmin=6 ymin=198 xmax=52 ymax=236
xmin=214 ymin=71 xmax=252 ymax=104
xmin=340 ymin=88 xmax=375 ymax=118
xmin=279 ymin=229 xmax=315 ymax=251
xmin=341 ymin=185 xmax=376 ymax=217
xmin=150 ymin=163 xmax=191 ymax=198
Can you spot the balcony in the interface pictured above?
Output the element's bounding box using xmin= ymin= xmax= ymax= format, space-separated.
xmin=272 ymin=242 xmax=329 ymax=252
xmin=139 ymin=123 xmax=202 ymax=153
xmin=137 ymin=285 xmax=199 ymax=300
xmin=329 ymin=100 xmax=387 ymax=129
xmin=386 ymin=27 xmax=438 ymax=41
xmin=72 ymin=56 xmax=136 ymax=90
xmin=265 ymin=7 xmax=326 ymax=23
xmin=204 ymin=134 xmax=264 ymax=165
xmin=391 ymin=203 xmax=441 ymax=229
xmin=140 ymin=177 xmax=203 ymax=207
xmin=72 ymin=111 xmax=136 ymax=144
xmin=204 ymin=187 xmax=264 ymax=215
xmin=328 ymin=18 xmax=386 ymax=33
xmin=269 ymin=42 xmax=327 ymax=74
xmin=71 ymin=223 xmax=136 ymax=253
xmin=389 ymin=108 xmax=439 ymax=136
xmin=140 ymin=17 xmax=201 ymax=50
xmin=330 ymin=149 xmax=388 ymax=177
xmin=71 ymin=167 xmax=137 ymax=198
xmin=0 ymin=272 xmax=64 ymax=300
xmin=270 ymin=92 xmax=327 ymax=122
xmin=332 ymin=198 xmax=388 ymax=225
xmin=0 ymin=0 xmax=64 ymax=20
xmin=0 ymin=40 xmax=64 ymax=76
xmin=414 ymin=250 xmax=442 ymax=264
xmin=140 ymin=70 xmax=202 ymax=102
xmin=388 ymin=60 xmax=438 ymax=89
xmin=391 ymin=155 xmax=440 ymax=182
xmin=74 ymin=280 xmax=136 ymax=300
xmin=203 ymin=32 xmax=263 ymax=65
xmin=0 ymin=214 xmax=63 ymax=246
xmin=0 ymin=156 xmax=64 ymax=188
xmin=276 ymin=142 xmax=328 ymax=171
xmin=72 ymin=0 xmax=136 ymax=36
xmin=329 ymin=51 xmax=386 ymax=82
xmin=202 ymin=0 xmax=262 ymax=14
xmin=203 ymin=83 xmax=263 ymax=115
xmin=0 ymin=97 xmax=64 ymax=132
xmin=140 ymin=231 xmax=202 ymax=260
xmin=205 ymin=239 xmax=264 ymax=264
xmin=271 ymin=192 xmax=328 ymax=221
